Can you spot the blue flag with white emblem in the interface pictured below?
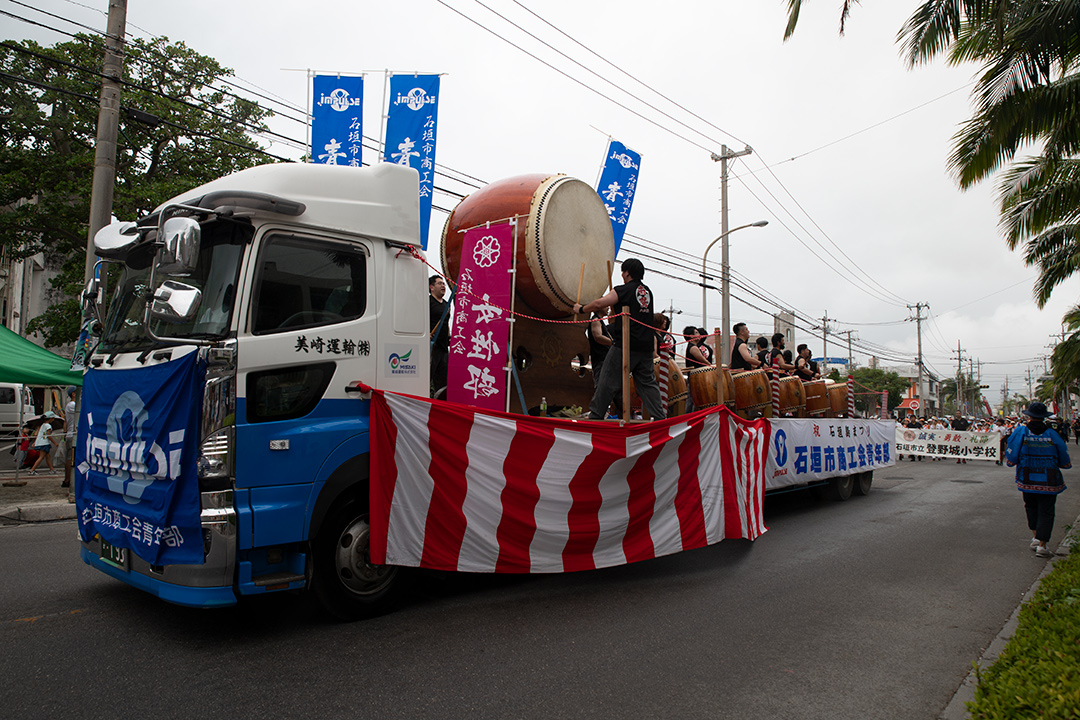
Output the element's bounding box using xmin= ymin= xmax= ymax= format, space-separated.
xmin=75 ymin=351 xmax=206 ymax=565
xmin=384 ymin=74 xmax=440 ymax=248
xmin=311 ymin=74 xmax=364 ymax=167
xmin=596 ymin=139 xmax=641 ymax=257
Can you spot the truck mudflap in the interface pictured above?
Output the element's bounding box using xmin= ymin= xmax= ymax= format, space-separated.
xmin=79 ymin=490 xmax=239 ymax=608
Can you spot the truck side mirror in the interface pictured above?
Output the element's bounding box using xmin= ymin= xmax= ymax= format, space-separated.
xmin=93 ymin=220 xmax=141 ymax=259
xmin=151 ymin=280 xmax=202 ymax=323
xmin=159 ymin=217 xmax=201 ymax=275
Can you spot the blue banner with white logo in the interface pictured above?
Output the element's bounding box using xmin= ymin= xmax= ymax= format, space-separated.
xmin=384 ymin=74 xmax=440 ymax=249
xmin=596 ymin=139 xmax=641 ymax=257
xmin=311 ymin=74 xmax=364 ymax=167
xmin=75 ymin=351 xmax=206 ymax=565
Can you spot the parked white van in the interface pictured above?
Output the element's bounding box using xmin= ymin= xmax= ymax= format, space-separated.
xmin=0 ymin=383 xmax=36 ymax=437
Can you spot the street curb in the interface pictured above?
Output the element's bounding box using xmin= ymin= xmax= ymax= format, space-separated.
xmin=938 ymin=512 xmax=1080 ymax=720
xmin=0 ymin=499 xmax=77 ymax=524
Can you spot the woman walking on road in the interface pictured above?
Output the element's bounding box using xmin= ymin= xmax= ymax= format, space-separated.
xmin=1005 ymin=402 xmax=1071 ymax=558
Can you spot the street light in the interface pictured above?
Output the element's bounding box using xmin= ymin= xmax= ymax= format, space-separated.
xmin=702 ymin=220 xmax=768 ymax=366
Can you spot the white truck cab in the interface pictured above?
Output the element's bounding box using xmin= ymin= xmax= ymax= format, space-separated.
xmin=77 ymin=163 xmax=429 ymax=618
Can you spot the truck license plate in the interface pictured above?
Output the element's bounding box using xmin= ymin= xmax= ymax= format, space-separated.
xmin=99 ymin=538 xmax=128 ymax=571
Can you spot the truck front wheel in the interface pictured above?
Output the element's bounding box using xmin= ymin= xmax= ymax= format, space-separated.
xmin=312 ymin=501 xmax=404 ymax=620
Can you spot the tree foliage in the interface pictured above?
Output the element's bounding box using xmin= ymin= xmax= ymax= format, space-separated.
xmin=848 ymin=367 xmax=910 ymax=415
xmin=0 ymin=34 xmax=274 ymax=347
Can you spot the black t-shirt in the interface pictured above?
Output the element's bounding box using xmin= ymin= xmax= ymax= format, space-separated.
xmin=795 ymin=357 xmax=815 ymax=381
xmin=609 ymin=280 xmax=655 ymax=352
xmin=951 ymin=416 xmax=970 ymax=431
xmin=731 ymin=337 xmax=753 ymax=371
xmin=429 ymin=295 xmax=449 ymax=353
xmin=757 ymin=349 xmax=769 ymax=367
xmin=588 ymin=318 xmax=611 ymax=371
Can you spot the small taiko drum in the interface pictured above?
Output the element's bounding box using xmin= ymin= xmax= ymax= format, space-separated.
xmin=732 ymin=369 xmax=771 ymax=419
xmin=628 ymin=357 xmax=687 ymax=418
xmin=803 ymin=380 xmax=829 ymax=417
xmin=777 ymin=376 xmax=806 ymax=417
xmin=686 ymin=365 xmax=736 ymax=410
xmin=441 ymin=174 xmax=615 ymax=318
xmin=827 ymin=382 xmax=848 ymax=417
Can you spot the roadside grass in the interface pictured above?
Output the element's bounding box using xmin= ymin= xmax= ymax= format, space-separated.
xmin=967 ymin=537 xmax=1080 ymax=719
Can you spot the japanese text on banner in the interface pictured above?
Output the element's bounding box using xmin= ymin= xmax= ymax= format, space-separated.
xmin=596 ymin=139 xmax=641 ymax=257
xmin=895 ymin=426 xmax=1001 ymax=461
xmin=311 ymin=74 xmax=363 ymax=167
xmin=447 ymin=224 xmax=513 ymax=411
xmin=384 ymin=74 xmax=440 ymax=248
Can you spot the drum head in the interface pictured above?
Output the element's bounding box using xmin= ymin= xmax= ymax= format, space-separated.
xmin=526 ymin=176 xmax=614 ymax=313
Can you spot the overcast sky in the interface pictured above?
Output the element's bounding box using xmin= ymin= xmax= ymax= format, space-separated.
xmin=6 ymin=0 xmax=1074 ymax=411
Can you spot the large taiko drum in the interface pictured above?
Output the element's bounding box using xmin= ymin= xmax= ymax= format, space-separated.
xmin=777 ymin=376 xmax=806 ymax=417
xmin=732 ymin=369 xmax=771 ymax=419
xmin=627 ymin=357 xmax=688 ymax=418
xmin=441 ymin=174 xmax=615 ymax=318
xmin=686 ymin=365 xmax=736 ymax=410
xmin=827 ymin=381 xmax=848 ymax=417
xmin=803 ymin=380 xmax=829 ymax=417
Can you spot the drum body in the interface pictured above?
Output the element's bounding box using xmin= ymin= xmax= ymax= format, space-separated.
xmin=827 ymin=382 xmax=848 ymax=417
xmin=777 ymin=376 xmax=806 ymax=418
xmin=441 ymin=174 xmax=615 ymax=318
xmin=732 ymin=369 xmax=771 ymax=419
xmin=803 ymin=380 xmax=829 ymax=417
xmin=686 ymin=365 xmax=735 ymax=410
xmin=629 ymin=357 xmax=688 ymax=418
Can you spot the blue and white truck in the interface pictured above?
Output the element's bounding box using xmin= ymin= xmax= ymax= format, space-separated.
xmin=78 ymin=162 xmax=431 ymax=619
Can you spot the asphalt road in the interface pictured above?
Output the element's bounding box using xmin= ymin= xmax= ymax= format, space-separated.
xmin=2 ymin=458 xmax=1077 ymax=720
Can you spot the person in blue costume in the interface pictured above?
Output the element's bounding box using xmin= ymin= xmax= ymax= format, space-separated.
xmin=1005 ymin=402 xmax=1071 ymax=558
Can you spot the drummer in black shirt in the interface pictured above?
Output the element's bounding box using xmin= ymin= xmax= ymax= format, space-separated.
xmin=755 ymin=337 xmax=770 ymax=367
xmin=730 ymin=323 xmax=763 ymax=371
xmin=575 ymin=258 xmax=664 ymax=421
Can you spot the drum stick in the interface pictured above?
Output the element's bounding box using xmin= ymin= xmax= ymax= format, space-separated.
xmin=606 ymin=260 xmax=613 ymax=292
xmin=574 ymin=262 xmax=585 ymax=321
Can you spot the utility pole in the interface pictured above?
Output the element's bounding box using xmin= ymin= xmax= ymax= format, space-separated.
xmin=954 ymin=341 xmax=964 ymax=415
xmin=908 ymin=303 xmax=927 ymax=417
xmin=85 ymin=0 xmax=128 ymax=286
xmin=1027 ymin=367 xmax=1033 ymax=401
xmin=837 ymin=329 xmax=857 ymax=370
xmin=710 ymin=144 xmax=753 ymax=367
xmin=972 ymin=358 xmax=980 ymax=418
xmin=1001 ymin=376 xmax=1009 ymax=415
xmin=821 ymin=310 xmax=829 ymax=375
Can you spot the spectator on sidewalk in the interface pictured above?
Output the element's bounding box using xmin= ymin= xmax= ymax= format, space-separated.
xmin=1005 ymin=402 xmax=1071 ymax=558
xmin=29 ymin=414 xmax=59 ymax=475
xmin=62 ymin=387 xmax=77 ymax=488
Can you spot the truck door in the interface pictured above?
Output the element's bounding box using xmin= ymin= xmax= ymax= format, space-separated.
xmin=234 ymin=230 xmax=376 ymax=547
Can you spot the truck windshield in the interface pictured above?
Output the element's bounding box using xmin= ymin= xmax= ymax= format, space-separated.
xmin=99 ymin=220 xmax=252 ymax=352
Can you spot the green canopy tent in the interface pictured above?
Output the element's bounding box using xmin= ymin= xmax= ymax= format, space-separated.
xmin=0 ymin=324 xmax=82 ymax=483
xmin=0 ymin=323 xmax=83 ymax=386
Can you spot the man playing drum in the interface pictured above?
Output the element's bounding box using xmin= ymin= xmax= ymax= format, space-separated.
xmin=575 ymin=259 xmax=664 ymax=421
xmin=730 ymin=323 xmax=763 ymax=371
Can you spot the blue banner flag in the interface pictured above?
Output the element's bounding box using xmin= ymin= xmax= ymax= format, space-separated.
xmin=596 ymin=139 xmax=641 ymax=257
xmin=75 ymin=351 xmax=207 ymax=566
xmin=311 ymin=74 xmax=363 ymax=167
xmin=384 ymin=74 xmax=440 ymax=248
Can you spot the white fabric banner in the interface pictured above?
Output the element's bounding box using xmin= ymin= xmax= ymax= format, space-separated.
xmin=765 ymin=418 xmax=896 ymax=490
xmin=894 ymin=426 xmax=1002 ymax=462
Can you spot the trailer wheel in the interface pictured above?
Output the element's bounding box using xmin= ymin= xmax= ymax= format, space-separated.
xmin=853 ymin=472 xmax=873 ymax=496
xmin=827 ymin=474 xmax=853 ymax=501
xmin=311 ymin=500 xmax=404 ymax=621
